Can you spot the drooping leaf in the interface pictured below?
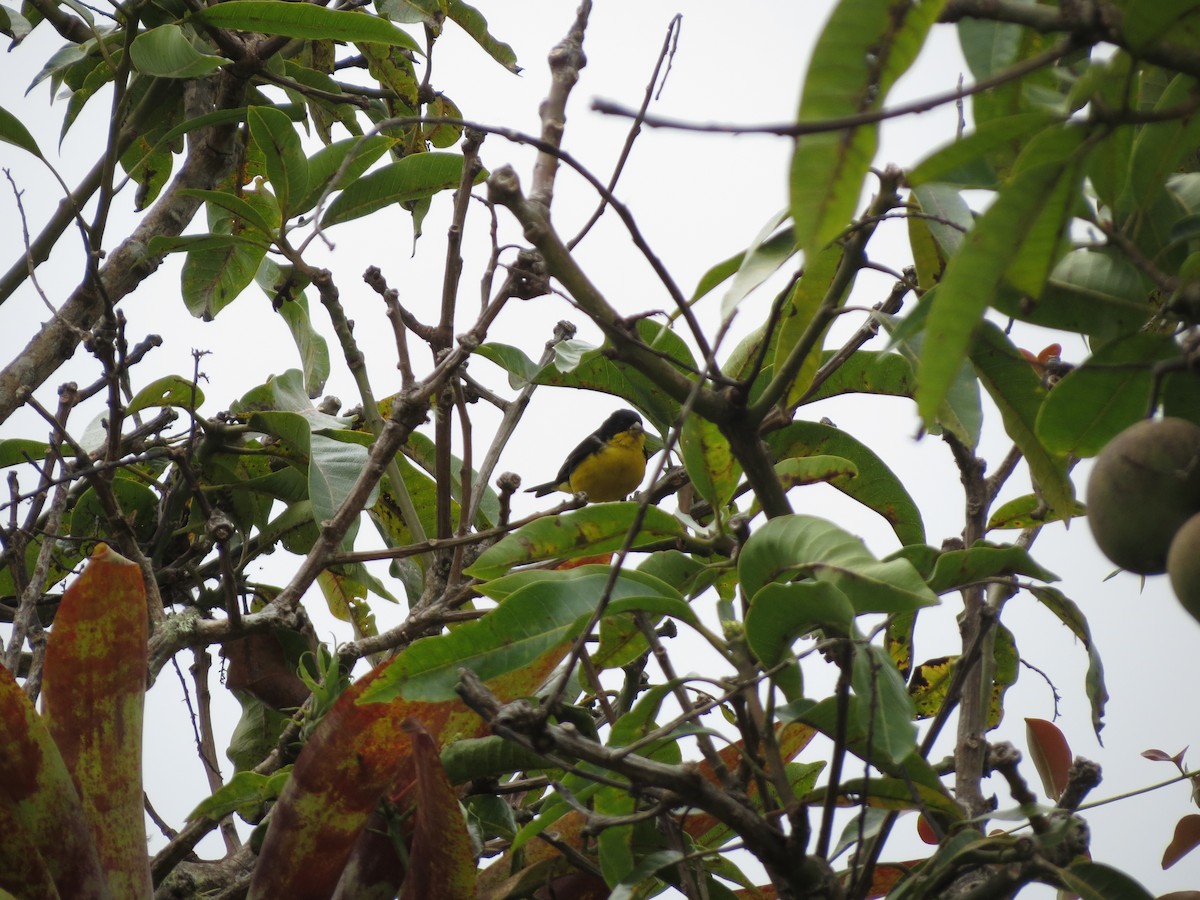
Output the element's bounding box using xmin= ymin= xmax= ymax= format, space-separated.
xmin=0 ymin=103 xmax=45 ymax=159
xmin=442 ymin=0 xmax=519 ymax=71
xmin=790 ymin=0 xmax=946 ymax=255
xmin=1026 ymin=584 xmax=1108 ymax=738
xmin=969 ymin=321 xmax=1074 ymax=517
xmin=0 ymin=665 xmax=107 ymax=899
xmin=1163 ymin=815 xmax=1200 ymax=870
xmin=680 ymin=415 xmax=740 ymax=510
xmin=773 ymin=242 xmax=853 ymax=408
xmin=916 ymin=126 xmax=1089 ymax=425
xmin=41 ymin=544 xmax=151 ymax=898
xmin=248 ymin=106 xmax=309 ymax=218
xmin=1026 ymin=717 xmax=1072 ymax=801
xmin=402 ymin=723 xmax=477 ymax=899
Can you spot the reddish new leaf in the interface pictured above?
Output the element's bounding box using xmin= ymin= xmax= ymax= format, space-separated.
xmin=1026 ymin=717 xmax=1072 ymax=800
xmin=1163 ymin=814 xmax=1200 ymax=869
xmin=399 ymin=721 xmax=476 ymax=900
xmin=41 ymin=543 xmax=150 ymax=898
xmin=916 ymin=813 xmax=939 ymax=845
xmin=0 ymin=664 xmax=108 ymax=899
xmin=1143 ymin=747 xmax=1188 ymax=770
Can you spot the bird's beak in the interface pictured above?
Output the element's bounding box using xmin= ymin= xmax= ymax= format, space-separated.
xmin=631 ymin=421 xmax=644 ymax=435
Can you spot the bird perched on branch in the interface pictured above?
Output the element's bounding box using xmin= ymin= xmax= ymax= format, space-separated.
xmin=526 ymin=409 xmax=647 ymax=502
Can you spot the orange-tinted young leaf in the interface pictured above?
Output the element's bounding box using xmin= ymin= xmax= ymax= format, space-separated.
xmin=1026 ymin=717 xmax=1072 ymax=800
xmin=1159 ymin=892 xmax=1200 ymax=899
xmin=1163 ymin=814 xmax=1200 ymax=869
xmin=399 ymin=721 xmax=476 ymax=900
xmin=41 ymin=543 xmax=150 ymax=898
xmin=0 ymin=664 xmax=108 ymax=900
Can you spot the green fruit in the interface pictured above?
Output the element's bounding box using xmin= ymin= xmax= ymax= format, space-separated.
xmin=1086 ymin=417 xmax=1200 ymax=574
xmin=1168 ymin=512 xmax=1200 ymax=623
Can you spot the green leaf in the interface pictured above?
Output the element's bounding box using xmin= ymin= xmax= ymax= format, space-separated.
xmin=774 ymin=242 xmax=852 ymax=407
xmin=446 ymin=0 xmax=519 ymax=73
xmin=473 ymin=343 xmax=540 ymax=389
xmin=679 ymin=415 xmax=740 ymax=510
xmin=188 ymin=769 xmax=292 ymax=823
xmin=1055 ymin=861 xmax=1154 ymax=900
xmin=1122 ymin=74 xmax=1200 ymax=220
xmin=464 ymin=505 xmax=685 ymax=580
xmin=249 ymin=106 xmax=309 ymax=217
xmin=995 ymin=248 xmax=1151 ymax=340
xmin=719 ymin=210 xmax=795 ymax=316
xmin=193 ymin=2 xmax=421 ymax=50
xmin=127 ymin=375 xmax=205 ymax=413
xmin=774 ymin=454 xmax=858 ymax=491
xmin=790 ymin=0 xmax=946 ymax=255
xmin=180 ymin=188 xmax=281 ymax=319
xmin=531 ymin=339 xmax=680 ymax=435
xmin=916 ymin=126 xmax=1088 ymax=425
xmin=746 ymin=581 xmax=856 ymax=666
xmin=926 ymin=541 xmax=1059 ymax=594
xmin=129 ymin=24 xmax=230 ymax=78
xmin=180 ymin=187 xmax=279 ymax=238
xmin=969 ymin=322 xmax=1075 ymax=517
xmin=256 ymin=258 xmax=329 ymax=398
xmin=879 ymin=301 xmax=983 ymax=449
xmin=360 ymin=585 xmax=694 ymax=703
xmin=0 ymin=103 xmax=43 ymax=159
xmin=1036 ymin=333 xmax=1178 ymax=457
xmin=851 ymin=644 xmax=918 ymax=764
xmin=765 ymin=420 xmax=926 ymax=545
xmin=0 ymin=439 xmax=50 ymax=468
xmin=320 ymin=152 xmax=479 ymax=227
xmin=307 ymin=433 xmax=372 ymax=530
xmin=802 ymin=350 xmax=914 ymax=403
xmin=986 ymin=493 xmax=1086 ymax=530
xmin=909 ymin=113 xmax=1063 ymax=188
xmin=0 ymin=5 xmax=32 ymax=40
xmin=738 ymin=514 xmax=938 ymax=616
xmin=1026 ymin=585 xmax=1108 ymax=737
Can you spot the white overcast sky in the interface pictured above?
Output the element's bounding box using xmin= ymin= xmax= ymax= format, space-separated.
xmin=1 ymin=2 xmax=1197 ymax=894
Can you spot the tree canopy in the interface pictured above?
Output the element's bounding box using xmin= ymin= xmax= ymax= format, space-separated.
xmin=3 ymin=1 xmax=1200 ymax=898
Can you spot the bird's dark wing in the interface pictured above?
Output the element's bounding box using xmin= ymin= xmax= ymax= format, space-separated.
xmin=554 ymin=432 xmax=606 ymax=486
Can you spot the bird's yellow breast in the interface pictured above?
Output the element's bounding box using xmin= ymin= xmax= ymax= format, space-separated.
xmin=567 ymin=431 xmax=646 ymax=502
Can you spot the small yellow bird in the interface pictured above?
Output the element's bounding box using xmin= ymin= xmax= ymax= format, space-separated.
xmin=526 ymin=409 xmax=647 ymax=502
